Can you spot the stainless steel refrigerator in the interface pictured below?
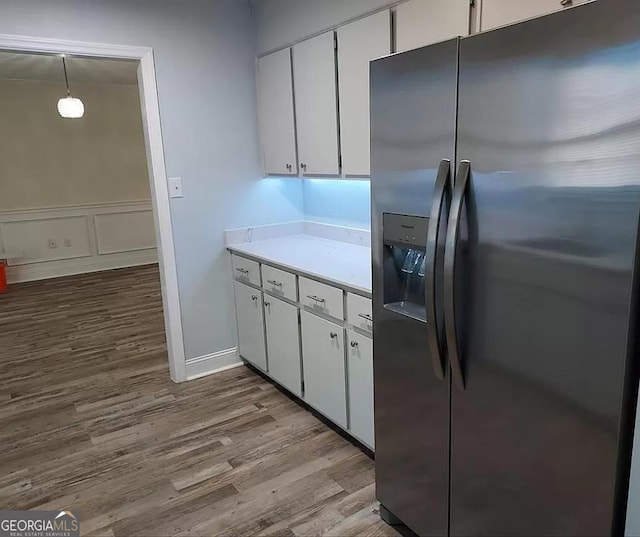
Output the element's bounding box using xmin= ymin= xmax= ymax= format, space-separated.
xmin=371 ymin=1 xmax=640 ymax=536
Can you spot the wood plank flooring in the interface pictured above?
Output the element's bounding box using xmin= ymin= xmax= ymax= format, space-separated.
xmin=0 ymin=265 xmax=398 ymax=537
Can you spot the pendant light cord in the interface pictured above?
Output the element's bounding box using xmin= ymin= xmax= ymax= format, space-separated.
xmin=62 ymin=56 xmax=71 ymax=97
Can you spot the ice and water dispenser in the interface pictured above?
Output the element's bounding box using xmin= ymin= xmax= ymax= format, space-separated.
xmin=382 ymin=213 xmax=429 ymax=322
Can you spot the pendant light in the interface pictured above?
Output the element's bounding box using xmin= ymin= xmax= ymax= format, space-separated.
xmin=57 ymin=56 xmax=84 ymax=119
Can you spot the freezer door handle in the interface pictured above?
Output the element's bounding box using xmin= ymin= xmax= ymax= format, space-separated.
xmin=425 ymin=159 xmax=451 ymax=381
xmin=444 ymin=160 xmax=470 ymax=391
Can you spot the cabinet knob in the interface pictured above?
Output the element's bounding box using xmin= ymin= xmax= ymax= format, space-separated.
xmin=264 ymin=301 xmax=270 ymax=307
xmin=330 ymin=332 xmax=338 ymax=339
xmin=350 ymin=340 xmax=358 ymax=348
xmin=286 ymin=163 xmax=292 ymax=171
xmin=301 ymin=163 xmax=307 ymax=171
xmin=251 ymin=295 xmax=258 ymax=301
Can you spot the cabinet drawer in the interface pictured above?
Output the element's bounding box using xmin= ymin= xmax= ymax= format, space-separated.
xmin=299 ymin=276 xmax=344 ymax=320
xmin=231 ymin=254 xmax=260 ymax=286
xmin=347 ymin=293 xmax=372 ymax=334
xmin=261 ymin=265 xmax=297 ymax=302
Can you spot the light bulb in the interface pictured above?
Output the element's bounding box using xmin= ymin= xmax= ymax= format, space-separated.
xmin=57 ymin=96 xmax=84 ymax=119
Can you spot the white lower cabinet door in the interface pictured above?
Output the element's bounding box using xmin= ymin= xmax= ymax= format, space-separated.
xmin=233 ymin=281 xmax=267 ymax=371
xmin=347 ymin=330 xmax=374 ymax=449
xmin=264 ymin=296 xmax=302 ymax=396
xmin=301 ymin=311 xmax=347 ymax=428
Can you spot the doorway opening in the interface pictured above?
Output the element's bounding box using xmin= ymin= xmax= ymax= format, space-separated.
xmin=0 ymin=35 xmax=185 ymax=382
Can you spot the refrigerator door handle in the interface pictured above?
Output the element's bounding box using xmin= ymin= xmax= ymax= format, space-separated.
xmin=444 ymin=160 xmax=470 ymax=391
xmin=425 ymin=159 xmax=452 ymax=381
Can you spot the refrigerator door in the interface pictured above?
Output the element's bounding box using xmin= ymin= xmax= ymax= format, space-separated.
xmin=371 ymin=39 xmax=458 ymax=536
xmin=450 ymin=2 xmax=640 ymax=536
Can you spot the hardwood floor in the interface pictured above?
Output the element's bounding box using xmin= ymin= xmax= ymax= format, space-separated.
xmin=0 ymin=265 xmax=398 ymax=537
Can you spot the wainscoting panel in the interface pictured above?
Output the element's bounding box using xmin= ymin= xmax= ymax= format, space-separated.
xmin=95 ymin=210 xmax=156 ymax=255
xmin=1 ymin=215 xmax=91 ymax=265
xmin=0 ymin=201 xmax=158 ymax=283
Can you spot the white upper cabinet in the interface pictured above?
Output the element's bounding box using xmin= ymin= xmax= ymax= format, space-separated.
xmin=480 ymin=0 xmax=589 ymax=31
xmin=293 ymin=32 xmax=340 ymax=176
xmin=337 ymin=11 xmax=391 ymax=176
xmin=395 ymin=0 xmax=470 ymax=53
xmin=256 ymin=49 xmax=298 ymax=176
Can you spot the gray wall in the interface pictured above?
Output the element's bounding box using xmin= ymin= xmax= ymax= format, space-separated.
xmin=0 ymin=0 xmax=304 ymax=361
xmin=251 ymin=0 xmax=401 ymax=54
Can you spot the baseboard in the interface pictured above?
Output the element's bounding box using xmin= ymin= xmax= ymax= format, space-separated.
xmin=6 ymin=249 xmax=158 ymax=284
xmin=185 ymin=348 xmax=243 ymax=380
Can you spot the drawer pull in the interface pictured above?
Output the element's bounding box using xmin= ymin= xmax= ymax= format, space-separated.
xmin=350 ymin=340 xmax=358 ymax=348
xmin=358 ymin=313 xmax=373 ymax=322
xmin=330 ymin=332 xmax=338 ymax=339
xmin=267 ymin=279 xmax=282 ymax=287
xmin=307 ymin=295 xmax=326 ymax=304
xmin=235 ymin=268 xmax=249 ymax=274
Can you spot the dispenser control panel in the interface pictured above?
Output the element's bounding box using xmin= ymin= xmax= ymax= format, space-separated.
xmin=383 ymin=213 xmax=429 ymax=248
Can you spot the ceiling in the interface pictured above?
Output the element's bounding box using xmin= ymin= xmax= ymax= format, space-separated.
xmin=0 ymin=52 xmax=139 ymax=85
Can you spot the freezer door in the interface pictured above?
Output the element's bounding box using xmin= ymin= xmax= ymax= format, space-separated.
xmin=370 ymin=39 xmax=458 ymax=536
xmin=451 ymin=2 xmax=640 ymax=535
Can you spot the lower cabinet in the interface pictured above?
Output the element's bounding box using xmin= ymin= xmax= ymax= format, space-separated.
xmin=300 ymin=310 xmax=347 ymax=428
xmin=233 ymin=281 xmax=267 ymax=371
xmin=347 ymin=330 xmax=374 ymax=448
xmin=264 ymin=296 xmax=302 ymax=396
xmin=231 ymin=253 xmax=374 ymax=448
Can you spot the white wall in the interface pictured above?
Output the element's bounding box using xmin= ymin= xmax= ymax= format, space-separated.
xmin=0 ymin=201 xmax=158 ymax=283
xmin=251 ymin=0 xmax=402 ymax=54
xmin=0 ymin=78 xmax=149 ymax=210
xmin=0 ymin=0 xmax=304 ymax=363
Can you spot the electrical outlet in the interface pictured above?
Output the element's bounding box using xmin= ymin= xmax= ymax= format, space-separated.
xmin=64 ymin=238 xmax=72 ymax=248
xmin=48 ymin=239 xmax=57 ymax=249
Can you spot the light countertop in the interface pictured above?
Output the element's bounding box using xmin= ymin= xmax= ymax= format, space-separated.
xmin=227 ymin=233 xmax=372 ymax=296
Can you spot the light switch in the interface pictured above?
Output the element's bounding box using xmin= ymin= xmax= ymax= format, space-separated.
xmin=169 ymin=177 xmax=184 ymax=198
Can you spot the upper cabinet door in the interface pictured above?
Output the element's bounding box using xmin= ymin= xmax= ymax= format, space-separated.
xmin=396 ymin=0 xmax=470 ymax=53
xmin=337 ymin=11 xmax=391 ymax=176
xmin=257 ymin=49 xmax=297 ymax=176
xmin=293 ymin=32 xmax=340 ymax=176
xmin=480 ymin=0 xmax=589 ymax=31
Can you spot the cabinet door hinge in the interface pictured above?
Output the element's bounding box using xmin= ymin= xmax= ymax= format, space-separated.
xmin=334 ymin=32 xmax=338 ymax=51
